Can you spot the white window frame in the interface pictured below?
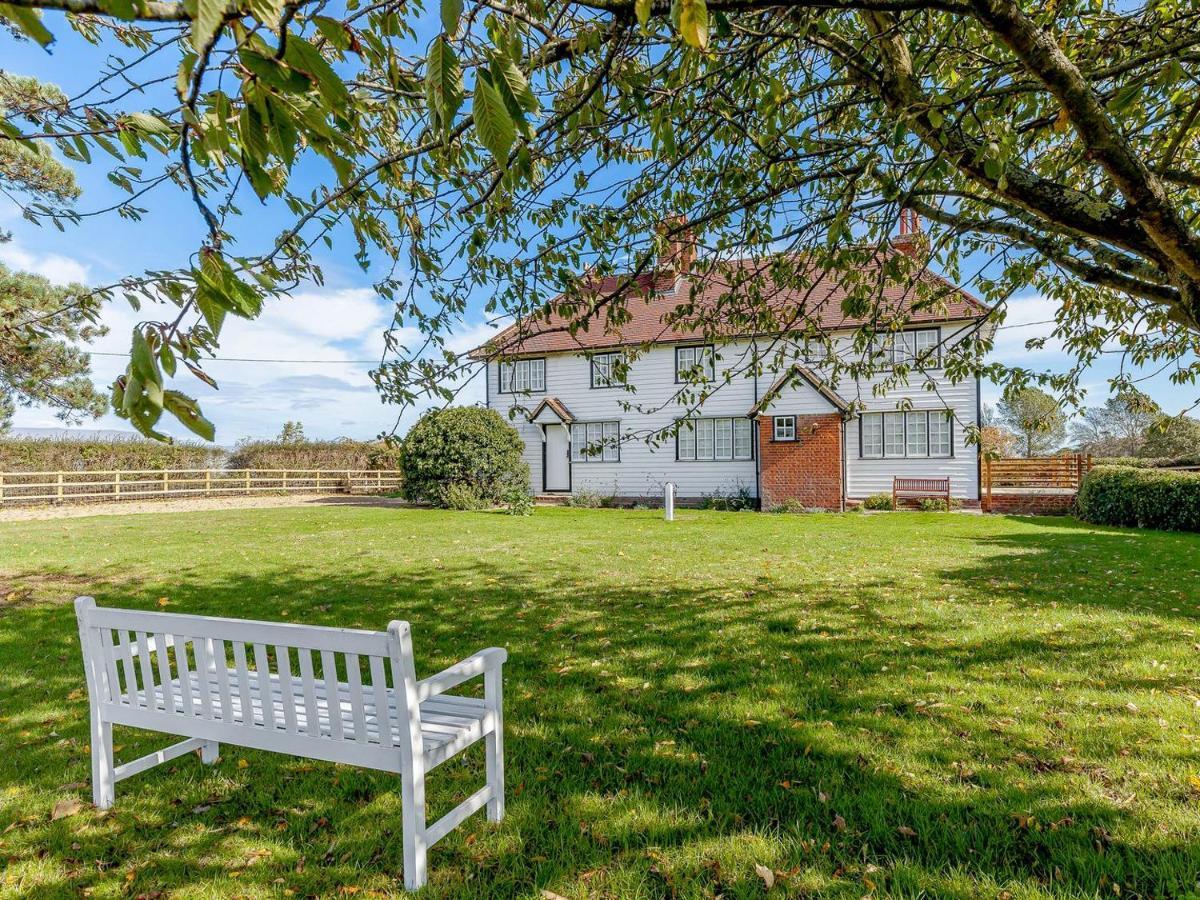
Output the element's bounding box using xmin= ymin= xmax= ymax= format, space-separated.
xmin=571 ymin=421 xmax=620 ymax=462
xmin=883 ymin=328 xmax=941 ymax=369
xmin=773 ymin=415 xmax=796 ymax=442
xmin=498 ymin=358 xmax=545 ymax=393
xmin=860 ymin=410 xmax=953 ymax=459
xmin=675 ymin=345 xmax=715 ymax=382
xmin=861 ymin=414 xmax=884 ymax=458
xmin=676 ymin=417 xmax=754 ymax=461
xmin=590 ymin=352 xmax=623 ymax=389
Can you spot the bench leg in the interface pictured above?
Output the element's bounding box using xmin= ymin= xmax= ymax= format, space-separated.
xmin=485 ymin=673 xmax=504 ymax=823
xmin=199 ymin=740 xmax=219 ymax=764
xmin=401 ymin=767 xmax=428 ymax=890
xmin=90 ymin=711 xmax=114 ymax=809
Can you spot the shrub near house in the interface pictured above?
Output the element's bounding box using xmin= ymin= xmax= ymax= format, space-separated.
xmin=1076 ymin=465 xmax=1200 ymax=532
xmin=400 ymin=407 xmax=530 ymax=509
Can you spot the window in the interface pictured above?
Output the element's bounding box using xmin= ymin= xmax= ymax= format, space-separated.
xmin=773 ymin=415 xmax=796 ymax=441
xmin=885 ymin=328 xmax=941 ymax=368
xmin=733 ymin=418 xmax=753 ymax=460
xmin=590 ymin=352 xmax=622 ymax=389
xmin=884 ymin=412 xmax=906 ymax=457
xmin=499 ymin=358 xmax=545 ymax=393
xmin=860 ymin=411 xmax=953 ymax=458
xmin=571 ymin=421 xmax=619 ymax=462
xmin=862 ymin=414 xmax=884 ymax=458
xmin=675 ymin=345 xmax=715 ymax=382
xmin=929 ymin=411 xmax=952 ymax=456
xmin=677 ymin=417 xmax=754 ymax=461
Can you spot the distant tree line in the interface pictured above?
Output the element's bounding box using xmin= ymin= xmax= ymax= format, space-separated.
xmin=981 ymin=388 xmax=1200 ymax=460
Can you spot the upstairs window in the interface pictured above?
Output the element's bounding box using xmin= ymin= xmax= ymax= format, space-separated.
xmin=886 ymin=328 xmax=941 ymax=368
xmin=499 ymin=358 xmax=545 ymax=393
xmin=675 ymin=345 xmax=715 ymax=382
xmin=590 ymin=352 xmax=623 ymax=389
xmin=571 ymin=421 xmax=620 ymax=462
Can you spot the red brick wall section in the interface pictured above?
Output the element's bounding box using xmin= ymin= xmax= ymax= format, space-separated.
xmin=986 ymin=492 xmax=1076 ymax=515
xmin=758 ymin=414 xmax=843 ymax=510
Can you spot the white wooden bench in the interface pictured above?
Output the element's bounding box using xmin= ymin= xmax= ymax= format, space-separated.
xmin=74 ymin=597 xmax=506 ymax=890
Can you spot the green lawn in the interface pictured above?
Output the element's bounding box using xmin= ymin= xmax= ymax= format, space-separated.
xmin=1 ymin=506 xmax=1198 ymax=898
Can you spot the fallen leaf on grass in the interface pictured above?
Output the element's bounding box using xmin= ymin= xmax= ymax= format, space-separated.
xmin=832 ymin=813 xmax=847 ymax=832
xmin=52 ymin=797 xmax=84 ymax=820
xmin=755 ymin=863 xmax=775 ymax=889
xmin=540 ymin=891 xmax=569 ymax=900
xmin=896 ymin=825 xmax=917 ymax=837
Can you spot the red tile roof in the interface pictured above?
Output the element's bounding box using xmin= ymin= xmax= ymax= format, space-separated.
xmin=470 ymin=247 xmax=989 ymax=358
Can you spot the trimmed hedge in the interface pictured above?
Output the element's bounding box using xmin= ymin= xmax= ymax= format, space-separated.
xmin=1093 ymin=455 xmax=1200 ymax=469
xmin=1076 ymin=465 xmax=1200 ymax=532
xmin=0 ymin=437 xmax=224 ymax=472
xmin=227 ymin=439 xmax=399 ymax=471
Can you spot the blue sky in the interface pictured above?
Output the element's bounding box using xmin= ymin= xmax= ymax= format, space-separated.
xmin=3 ymin=18 xmax=1197 ymax=444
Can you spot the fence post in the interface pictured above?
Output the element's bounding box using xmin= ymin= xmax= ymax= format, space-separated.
xmin=205 ymin=469 xmax=211 ymax=497
xmin=115 ymin=471 xmax=121 ymax=500
xmin=346 ymin=469 xmax=352 ymax=495
xmin=56 ymin=471 xmax=64 ymax=503
xmin=0 ymin=472 xmax=4 ymax=506
xmin=282 ymin=470 xmax=288 ymax=492
xmin=246 ymin=470 xmax=251 ymax=494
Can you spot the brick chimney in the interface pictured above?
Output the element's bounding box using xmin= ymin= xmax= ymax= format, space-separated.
xmin=657 ymin=215 xmax=696 ymax=276
xmin=893 ymin=208 xmax=928 ymax=259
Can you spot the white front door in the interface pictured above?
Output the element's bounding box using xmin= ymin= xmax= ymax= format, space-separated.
xmin=544 ymin=424 xmax=570 ymax=492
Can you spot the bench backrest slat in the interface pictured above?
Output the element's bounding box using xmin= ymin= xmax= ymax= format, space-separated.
xmin=76 ymin=598 xmax=418 ymax=752
xmin=253 ymin=643 xmax=275 ymax=730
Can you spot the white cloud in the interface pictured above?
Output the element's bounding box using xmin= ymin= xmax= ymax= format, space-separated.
xmin=987 ymin=294 xmax=1064 ymax=361
xmin=0 ymin=239 xmax=91 ymax=284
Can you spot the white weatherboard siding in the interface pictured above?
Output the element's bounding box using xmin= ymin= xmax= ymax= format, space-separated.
xmin=490 ymin=344 xmax=760 ymax=498
xmin=839 ymin=324 xmax=980 ymax=500
xmin=488 ymin=322 xmax=981 ymax=501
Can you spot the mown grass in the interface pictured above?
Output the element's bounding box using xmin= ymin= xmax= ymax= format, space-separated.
xmin=1 ymin=505 xmax=1198 ymax=898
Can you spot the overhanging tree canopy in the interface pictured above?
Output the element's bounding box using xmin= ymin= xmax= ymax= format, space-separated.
xmin=1 ymin=0 xmax=1199 ymax=439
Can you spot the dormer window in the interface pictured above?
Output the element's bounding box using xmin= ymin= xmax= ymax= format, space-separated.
xmin=499 ymin=358 xmax=545 ymax=393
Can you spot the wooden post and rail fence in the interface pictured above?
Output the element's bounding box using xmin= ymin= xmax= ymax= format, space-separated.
xmin=0 ymin=469 xmax=402 ymax=507
xmin=981 ymin=453 xmax=1093 ymax=512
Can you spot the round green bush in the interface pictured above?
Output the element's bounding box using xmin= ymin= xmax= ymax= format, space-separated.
xmin=400 ymin=407 xmax=530 ymax=508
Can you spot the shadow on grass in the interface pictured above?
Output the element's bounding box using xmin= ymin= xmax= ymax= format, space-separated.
xmin=1 ymin=513 xmax=1198 ymax=896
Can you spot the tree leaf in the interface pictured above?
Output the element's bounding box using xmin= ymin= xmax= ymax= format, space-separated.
xmin=490 ymin=53 xmax=538 ymax=114
xmin=424 ymin=36 xmax=463 ymax=133
xmin=0 ymin=4 xmax=54 ymax=47
xmin=472 ymin=72 xmax=516 ymax=169
xmin=191 ymin=0 xmax=226 ymax=52
xmin=635 ymin=0 xmax=652 ymax=27
xmin=441 ymin=0 xmax=463 ymax=37
xmin=131 ymin=328 xmax=162 ymax=388
xmin=163 ymin=390 xmax=216 ymax=441
xmin=677 ymin=0 xmax=708 ymax=49
xmin=754 ymin=864 xmax=775 ymax=890
xmin=284 ymin=36 xmax=351 ymax=111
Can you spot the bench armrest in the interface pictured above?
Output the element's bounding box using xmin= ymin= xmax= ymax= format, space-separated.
xmin=417 ymin=647 xmax=507 ymax=701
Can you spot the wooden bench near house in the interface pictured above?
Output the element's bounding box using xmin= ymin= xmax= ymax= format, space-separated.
xmin=892 ymin=476 xmax=952 ymax=510
xmin=74 ymin=597 xmax=506 ymax=891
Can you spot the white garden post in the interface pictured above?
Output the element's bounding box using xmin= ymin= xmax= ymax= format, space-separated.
xmin=664 ymin=482 xmax=675 ymax=521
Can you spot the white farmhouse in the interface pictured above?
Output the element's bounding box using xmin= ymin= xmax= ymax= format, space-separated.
xmin=471 ymin=224 xmax=992 ymax=509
